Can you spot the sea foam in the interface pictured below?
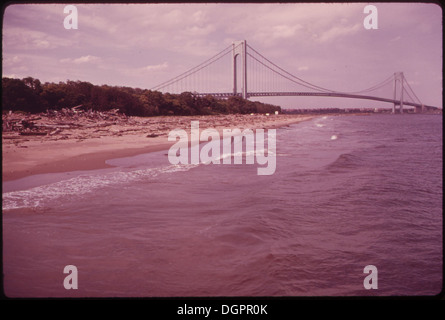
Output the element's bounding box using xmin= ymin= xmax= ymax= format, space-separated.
xmin=2 ymin=163 xmax=198 ymax=211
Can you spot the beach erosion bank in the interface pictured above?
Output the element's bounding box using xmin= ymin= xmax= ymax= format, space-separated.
xmin=2 ymin=113 xmax=314 ymax=182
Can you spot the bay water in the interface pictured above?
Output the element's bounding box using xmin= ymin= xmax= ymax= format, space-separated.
xmin=2 ymin=114 xmax=442 ymax=297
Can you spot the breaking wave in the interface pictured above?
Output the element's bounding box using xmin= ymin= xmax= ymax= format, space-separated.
xmin=2 ymin=164 xmax=198 ymax=211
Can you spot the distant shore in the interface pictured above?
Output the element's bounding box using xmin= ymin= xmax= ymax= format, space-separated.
xmin=2 ymin=113 xmax=314 ymax=182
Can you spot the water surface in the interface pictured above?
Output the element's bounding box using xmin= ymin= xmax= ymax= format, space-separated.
xmin=2 ymin=114 xmax=442 ymax=297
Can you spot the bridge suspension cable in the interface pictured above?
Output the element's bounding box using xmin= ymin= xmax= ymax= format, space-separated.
xmin=247 ymin=44 xmax=335 ymax=93
xmin=347 ymin=74 xmax=394 ymax=94
xmin=150 ymin=43 xmax=235 ymax=92
xmin=246 ymin=44 xmax=400 ymax=99
xmin=402 ymin=76 xmax=422 ymax=105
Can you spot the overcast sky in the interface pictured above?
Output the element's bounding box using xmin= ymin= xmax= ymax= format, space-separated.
xmin=2 ymin=2 xmax=442 ymax=109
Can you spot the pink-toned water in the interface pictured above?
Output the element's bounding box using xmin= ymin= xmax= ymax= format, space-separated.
xmin=2 ymin=115 xmax=442 ymax=297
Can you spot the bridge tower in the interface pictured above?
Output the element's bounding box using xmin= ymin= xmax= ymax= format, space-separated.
xmin=232 ymin=40 xmax=247 ymax=99
xmin=393 ymin=72 xmax=404 ymax=114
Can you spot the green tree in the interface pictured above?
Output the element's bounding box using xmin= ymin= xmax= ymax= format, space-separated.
xmin=2 ymin=77 xmax=44 ymax=112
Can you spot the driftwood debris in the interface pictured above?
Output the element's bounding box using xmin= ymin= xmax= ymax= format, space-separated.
xmin=2 ymin=107 xmax=128 ymax=137
xmin=19 ymin=131 xmax=47 ymax=136
xmin=146 ymin=133 xmax=160 ymax=138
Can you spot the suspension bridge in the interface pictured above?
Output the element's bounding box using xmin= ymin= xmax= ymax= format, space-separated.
xmin=151 ymin=40 xmax=437 ymax=113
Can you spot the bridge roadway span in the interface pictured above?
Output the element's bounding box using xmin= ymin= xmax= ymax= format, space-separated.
xmin=195 ymin=91 xmax=437 ymax=111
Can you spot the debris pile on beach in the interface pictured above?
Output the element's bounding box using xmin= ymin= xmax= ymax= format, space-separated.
xmin=2 ymin=107 xmax=308 ymax=148
xmin=2 ymin=106 xmax=129 ymax=136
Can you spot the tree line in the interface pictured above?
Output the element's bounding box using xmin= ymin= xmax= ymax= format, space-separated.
xmin=2 ymin=77 xmax=281 ymax=116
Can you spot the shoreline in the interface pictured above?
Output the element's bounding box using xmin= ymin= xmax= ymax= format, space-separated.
xmin=2 ymin=114 xmax=314 ymax=182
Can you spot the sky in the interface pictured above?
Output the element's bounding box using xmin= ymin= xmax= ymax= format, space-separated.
xmin=2 ymin=2 xmax=442 ymax=109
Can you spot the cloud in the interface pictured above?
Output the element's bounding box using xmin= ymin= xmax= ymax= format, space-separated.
xmin=73 ymin=55 xmax=101 ymax=64
xmin=142 ymin=62 xmax=169 ymax=72
xmin=3 ymin=27 xmax=71 ymax=50
xmin=270 ymin=24 xmax=302 ymax=39
xmin=184 ymin=24 xmax=215 ymax=37
xmin=389 ymin=36 xmax=402 ymax=42
xmin=60 ymin=55 xmax=101 ymax=64
xmin=33 ymin=39 xmax=51 ymax=49
xmin=2 ymin=73 xmax=20 ymax=79
xmin=315 ymin=23 xmax=362 ymax=43
xmin=2 ymin=54 xmax=29 ymax=75
xmin=3 ymin=55 xmax=23 ymax=66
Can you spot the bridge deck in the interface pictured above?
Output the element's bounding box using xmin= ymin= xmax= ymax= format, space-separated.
xmin=194 ymin=91 xmax=436 ymax=110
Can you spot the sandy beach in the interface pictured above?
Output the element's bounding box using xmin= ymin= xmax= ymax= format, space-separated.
xmin=2 ymin=113 xmax=313 ymax=181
